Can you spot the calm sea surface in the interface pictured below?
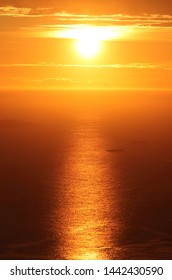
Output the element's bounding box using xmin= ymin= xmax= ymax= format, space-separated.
xmin=0 ymin=90 xmax=172 ymax=259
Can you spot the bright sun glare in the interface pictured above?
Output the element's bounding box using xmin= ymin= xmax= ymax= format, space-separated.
xmin=56 ymin=25 xmax=127 ymax=58
xmin=75 ymin=27 xmax=101 ymax=58
xmin=76 ymin=38 xmax=100 ymax=58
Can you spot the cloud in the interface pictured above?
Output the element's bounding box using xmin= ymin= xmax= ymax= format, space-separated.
xmin=53 ymin=13 xmax=172 ymax=28
xmin=0 ymin=0 xmax=172 ymax=15
xmin=0 ymin=6 xmax=54 ymax=17
xmin=1 ymin=62 xmax=172 ymax=70
xmin=0 ymin=76 xmax=80 ymax=89
xmin=0 ymin=6 xmax=31 ymax=17
xmin=39 ymin=77 xmax=79 ymax=87
xmin=0 ymin=6 xmax=172 ymax=27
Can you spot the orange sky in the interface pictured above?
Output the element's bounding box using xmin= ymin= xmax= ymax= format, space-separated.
xmin=0 ymin=1 xmax=172 ymax=90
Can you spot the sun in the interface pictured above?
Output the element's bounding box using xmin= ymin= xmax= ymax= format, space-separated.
xmin=75 ymin=27 xmax=101 ymax=58
xmin=56 ymin=25 xmax=127 ymax=58
xmin=53 ymin=25 xmax=129 ymax=58
xmin=76 ymin=38 xmax=100 ymax=58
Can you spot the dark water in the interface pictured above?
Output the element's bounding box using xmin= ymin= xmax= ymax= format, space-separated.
xmin=0 ymin=90 xmax=172 ymax=259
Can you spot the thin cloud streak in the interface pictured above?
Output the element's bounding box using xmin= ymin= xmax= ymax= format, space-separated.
xmin=1 ymin=63 xmax=172 ymax=70
xmin=0 ymin=6 xmax=53 ymax=17
xmin=0 ymin=6 xmax=172 ymax=27
xmin=55 ymin=13 xmax=172 ymax=27
xmin=0 ymin=77 xmax=80 ymax=87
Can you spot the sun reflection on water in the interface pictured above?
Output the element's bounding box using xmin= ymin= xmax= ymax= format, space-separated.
xmin=52 ymin=121 xmax=121 ymax=259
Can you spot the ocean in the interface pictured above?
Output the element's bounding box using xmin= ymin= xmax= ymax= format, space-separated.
xmin=0 ymin=89 xmax=172 ymax=259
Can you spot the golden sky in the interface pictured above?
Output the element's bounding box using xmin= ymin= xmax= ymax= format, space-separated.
xmin=0 ymin=0 xmax=172 ymax=89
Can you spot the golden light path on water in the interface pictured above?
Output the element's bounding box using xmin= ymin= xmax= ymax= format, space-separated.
xmin=51 ymin=116 xmax=122 ymax=259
